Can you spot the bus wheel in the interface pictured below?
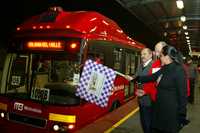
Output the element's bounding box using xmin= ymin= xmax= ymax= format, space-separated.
xmin=109 ymin=101 xmax=120 ymax=112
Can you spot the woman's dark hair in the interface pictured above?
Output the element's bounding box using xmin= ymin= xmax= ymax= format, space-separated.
xmin=162 ymin=45 xmax=183 ymax=64
xmin=162 ymin=45 xmax=177 ymax=58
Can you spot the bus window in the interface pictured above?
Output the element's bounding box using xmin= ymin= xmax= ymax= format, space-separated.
xmin=130 ymin=53 xmax=136 ymax=74
xmin=31 ymin=54 xmax=81 ymax=105
xmin=113 ymin=48 xmax=123 ymax=72
xmin=0 ymin=71 xmax=2 ymax=87
xmin=125 ymin=52 xmax=131 ymax=74
xmin=87 ymin=41 xmax=106 ymax=65
xmin=3 ymin=53 xmax=81 ymax=105
xmin=7 ymin=54 xmax=28 ymax=94
xmin=31 ymin=54 xmax=80 ymax=84
xmin=135 ymin=52 xmax=140 ymax=72
xmin=0 ymin=48 xmax=6 ymax=87
xmin=125 ymin=51 xmax=137 ymax=75
xmin=87 ymin=53 xmax=104 ymax=64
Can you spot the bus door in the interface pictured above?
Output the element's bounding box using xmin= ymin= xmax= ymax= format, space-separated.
xmin=112 ymin=47 xmax=129 ymax=99
xmin=1 ymin=54 xmax=29 ymax=94
xmin=0 ymin=48 xmax=7 ymax=88
xmin=124 ymin=51 xmax=137 ymax=99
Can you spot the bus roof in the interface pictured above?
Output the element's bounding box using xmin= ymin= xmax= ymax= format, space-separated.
xmin=16 ymin=7 xmax=145 ymax=49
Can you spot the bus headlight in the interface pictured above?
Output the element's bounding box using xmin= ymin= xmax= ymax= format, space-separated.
xmin=0 ymin=112 xmax=5 ymax=118
xmin=68 ymin=124 xmax=75 ymax=130
xmin=53 ymin=124 xmax=60 ymax=131
xmin=52 ymin=124 xmax=68 ymax=132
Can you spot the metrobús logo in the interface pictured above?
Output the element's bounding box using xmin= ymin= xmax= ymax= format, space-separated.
xmin=13 ymin=102 xmax=42 ymax=113
xmin=14 ymin=102 xmax=24 ymax=111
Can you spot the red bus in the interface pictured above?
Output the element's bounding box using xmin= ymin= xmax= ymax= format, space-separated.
xmin=0 ymin=7 xmax=144 ymax=133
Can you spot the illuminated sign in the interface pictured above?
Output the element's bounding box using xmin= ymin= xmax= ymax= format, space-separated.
xmin=27 ymin=41 xmax=63 ymax=50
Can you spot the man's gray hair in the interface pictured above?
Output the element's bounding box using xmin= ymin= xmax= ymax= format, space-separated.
xmin=157 ymin=41 xmax=168 ymax=47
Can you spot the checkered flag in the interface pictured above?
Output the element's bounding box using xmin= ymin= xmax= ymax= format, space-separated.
xmin=76 ymin=59 xmax=116 ymax=107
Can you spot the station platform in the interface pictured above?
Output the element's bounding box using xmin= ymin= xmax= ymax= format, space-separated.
xmin=75 ymin=96 xmax=139 ymax=133
xmin=76 ymin=78 xmax=200 ymax=133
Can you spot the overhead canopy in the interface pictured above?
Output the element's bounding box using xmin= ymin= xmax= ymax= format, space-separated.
xmin=116 ymin=0 xmax=200 ymax=56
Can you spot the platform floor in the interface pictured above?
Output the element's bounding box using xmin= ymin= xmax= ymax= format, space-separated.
xmin=76 ymin=77 xmax=200 ymax=133
xmin=111 ymin=78 xmax=200 ymax=133
xmin=111 ymin=87 xmax=200 ymax=133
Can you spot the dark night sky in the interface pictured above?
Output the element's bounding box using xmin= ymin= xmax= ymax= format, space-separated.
xmin=0 ymin=0 xmax=160 ymax=49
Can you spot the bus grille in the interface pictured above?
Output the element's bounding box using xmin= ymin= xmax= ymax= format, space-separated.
xmin=9 ymin=112 xmax=47 ymax=128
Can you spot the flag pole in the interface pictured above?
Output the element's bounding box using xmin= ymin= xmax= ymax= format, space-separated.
xmin=115 ymin=71 xmax=126 ymax=77
xmin=115 ymin=71 xmax=134 ymax=81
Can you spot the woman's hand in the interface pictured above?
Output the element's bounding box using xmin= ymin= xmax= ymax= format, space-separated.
xmin=124 ymin=75 xmax=133 ymax=81
xmin=136 ymin=89 xmax=145 ymax=97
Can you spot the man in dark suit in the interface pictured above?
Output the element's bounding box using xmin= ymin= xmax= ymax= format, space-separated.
xmin=135 ymin=48 xmax=158 ymax=133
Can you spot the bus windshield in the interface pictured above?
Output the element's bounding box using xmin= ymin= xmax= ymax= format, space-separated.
xmin=5 ymin=53 xmax=81 ymax=105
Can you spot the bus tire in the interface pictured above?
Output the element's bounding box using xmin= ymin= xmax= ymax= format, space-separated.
xmin=109 ymin=100 xmax=120 ymax=112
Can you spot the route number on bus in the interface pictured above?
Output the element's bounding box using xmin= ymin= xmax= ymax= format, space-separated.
xmin=31 ymin=88 xmax=50 ymax=102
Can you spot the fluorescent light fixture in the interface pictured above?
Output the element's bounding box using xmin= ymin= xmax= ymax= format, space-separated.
xmin=165 ymin=22 xmax=169 ymax=28
xmin=187 ymin=40 xmax=190 ymax=43
xmin=176 ymin=0 xmax=184 ymax=9
xmin=184 ymin=32 xmax=189 ymax=35
xmin=189 ymin=46 xmax=192 ymax=52
xmin=183 ymin=25 xmax=187 ymax=30
xmin=180 ymin=16 xmax=186 ymax=22
xmin=186 ymin=36 xmax=190 ymax=39
xmin=164 ymin=32 xmax=167 ymax=36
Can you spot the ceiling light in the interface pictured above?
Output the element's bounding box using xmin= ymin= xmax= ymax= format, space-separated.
xmin=184 ymin=32 xmax=188 ymax=35
xmin=189 ymin=46 xmax=192 ymax=53
xmin=165 ymin=22 xmax=169 ymax=28
xmin=183 ymin=25 xmax=187 ymax=30
xmin=164 ymin=32 xmax=167 ymax=37
xmin=186 ymin=36 xmax=190 ymax=39
xmin=176 ymin=0 xmax=184 ymax=9
xmin=187 ymin=40 xmax=190 ymax=43
xmin=180 ymin=16 xmax=186 ymax=22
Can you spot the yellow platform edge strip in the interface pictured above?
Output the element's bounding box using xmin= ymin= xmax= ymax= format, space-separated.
xmin=104 ymin=107 xmax=139 ymax=133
